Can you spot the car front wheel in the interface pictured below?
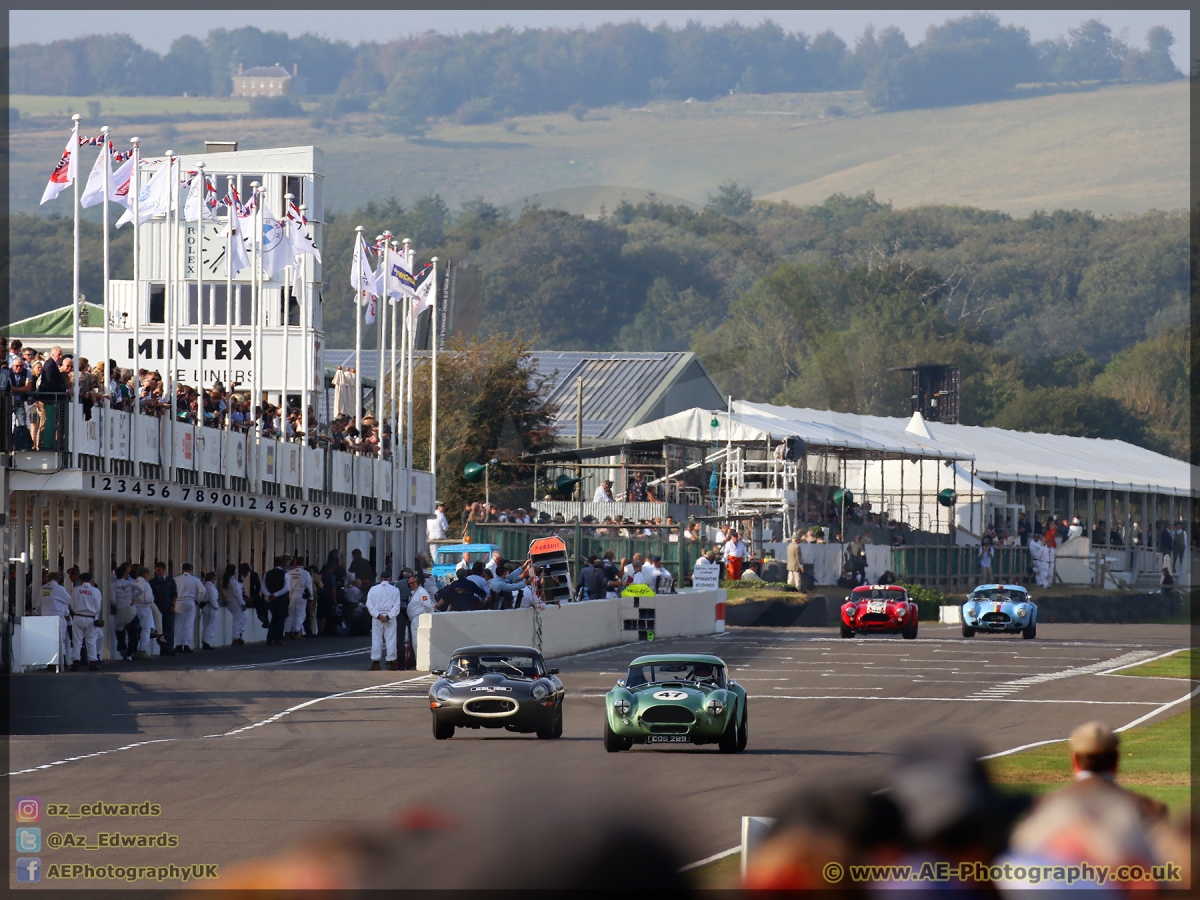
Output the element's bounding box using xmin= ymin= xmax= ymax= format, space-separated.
xmin=603 ymin=717 xmax=629 ymax=752
xmin=736 ymin=703 xmax=748 ymax=752
xmin=962 ymin=624 xmax=975 ymax=638
xmin=718 ymin=713 xmax=740 ymax=754
xmin=839 ymin=623 xmax=854 ymax=638
xmin=538 ymin=707 xmax=563 ymax=740
xmin=1022 ymin=622 xmax=1036 ymax=640
xmin=902 ymin=619 xmax=918 ymax=640
xmin=432 ymin=715 xmax=454 ymax=740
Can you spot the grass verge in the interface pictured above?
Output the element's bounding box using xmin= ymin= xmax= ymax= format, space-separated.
xmin=986 ymin=708 xmax=1192 ymax=816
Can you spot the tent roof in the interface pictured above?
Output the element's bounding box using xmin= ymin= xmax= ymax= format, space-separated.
xmin=627 ymin=402 xmax=1198 ymax=496
xmin=624 ymin=405 xmax=970 ymax=461
xmin=5 ymin=303 xmax=105 ymax=339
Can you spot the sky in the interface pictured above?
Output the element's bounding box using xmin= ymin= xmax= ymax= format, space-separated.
xmin=8 ymin=9 xmax=1191 ymax=68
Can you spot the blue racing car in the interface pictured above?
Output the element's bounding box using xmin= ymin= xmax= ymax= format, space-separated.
xmin=961 ymin=584 xmax=1037 ymax=639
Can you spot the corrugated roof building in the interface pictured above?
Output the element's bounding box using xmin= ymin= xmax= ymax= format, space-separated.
xmin=323 ymin=349 xmax=725 ymax=447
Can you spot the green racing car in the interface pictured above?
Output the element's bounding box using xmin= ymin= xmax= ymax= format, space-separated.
xmin=603 ymin=653 xmax=747 ymax=753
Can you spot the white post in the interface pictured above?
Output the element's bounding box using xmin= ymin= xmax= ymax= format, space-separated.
xmin=430 ymin=256 xmax=438 ymax=477
xmin=130 ymin=138 xmax=141 ymax=474
xmin=224 ymin=188 xmax=234 ymax=431
xmin=389 ymin=240 xmax=399 ymax=466
xmin=250 ymin=182 xmax=262 ymax=434
xmin=353 ymin=226 xmax=364 ymax=434
xmin=164 ymin=152 xmax=176 ymax=480
xmin=282 ymin=192 xmax=293 ymax=435
xmin=404 ymin=239 xmax=414 ymax=472
xmin=100 ymin=126 xmax=111 ymax=475
xmin=377 ymin=232 xmax=389 ymax=437
xmin=71 ymin=116 xmax=82 ymax=417
xmin=195 ymin=161 xmax=206 ymax=416
xmin=299 ymin=203 xmax=310 ymax=478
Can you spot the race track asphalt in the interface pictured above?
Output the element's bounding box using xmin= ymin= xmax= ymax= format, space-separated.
xmin=7 ymin=622 xmax=1193 ymax=888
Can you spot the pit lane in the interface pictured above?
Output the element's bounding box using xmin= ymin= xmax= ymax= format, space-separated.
xmin=8 ymin=623 xmax=1192 ymax=884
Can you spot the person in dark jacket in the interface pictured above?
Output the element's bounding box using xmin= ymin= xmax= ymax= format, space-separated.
xmin=262 ymin=557 xmax=291 ymax=646
xmin=148 ymin=561 xmax=177 ymax=656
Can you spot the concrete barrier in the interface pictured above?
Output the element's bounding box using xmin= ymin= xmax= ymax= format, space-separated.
xmin=415 ymin=589 xmax=726 ymax=671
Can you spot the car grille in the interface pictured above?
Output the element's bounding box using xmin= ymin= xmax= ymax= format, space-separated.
xmin=640 ymin=706 xmax=695 ymax=724
xmin=982 ymin=612 xmax=1011 ymax=624
xmin=860 ymin=613 xmax=891 ymax=623
xmin=647 ymin=724 xmax=690 ymax=735
xmin=466 ymin=698 xmax=517 ymax=715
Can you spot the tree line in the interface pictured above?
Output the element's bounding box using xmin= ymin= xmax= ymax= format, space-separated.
xmin=6 ymin=186 xmax=1189 ymax=459
xmin=11 ymin=14 xmax=1180 ymax=121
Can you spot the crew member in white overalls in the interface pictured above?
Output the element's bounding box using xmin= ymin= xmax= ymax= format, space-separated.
xmin=70 ymin=572 xmax=104 ymax=671
xmin=110 ymin=563 xmax=138 ymax=660
xmin=173 ymin=563 xmax=204 ymax=653
xmin=37 ymin=571 xmax=73 ymax=669
xmin=200 ymin=571 xmax=221 ymax=649
xmin=285 ymin=557 xmax=312 ymax=640
xmin=132 ymin=566 xmax=157 ymax=659
xmin=366 ymin=574 xmax=403 ymax=671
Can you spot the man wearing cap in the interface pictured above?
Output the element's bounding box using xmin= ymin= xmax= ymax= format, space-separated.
xmin=593 ymin=480 xmax=615 ymax=502
xmin=786 ymin=531 xmax=804 ymax=588
xmin=1056 ymin=721 xmax=1167 ymax=823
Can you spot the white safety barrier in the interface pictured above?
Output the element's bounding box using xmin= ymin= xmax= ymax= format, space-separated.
xmin=414 ymin=589 xmax=727 ymax=672
xmin=13 ymin=618 xmax=64 ymax=672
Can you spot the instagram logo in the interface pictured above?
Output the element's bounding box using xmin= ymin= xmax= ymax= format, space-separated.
xmin=15 ymin=798 xmax=40 ymax=822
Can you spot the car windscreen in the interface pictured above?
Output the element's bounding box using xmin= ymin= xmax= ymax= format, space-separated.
xmin=971 ymin=589 xmax=1023 ymax=604
xmin=625 ymin=662 xmax=726 ymax=689
xmin=448 ymin=653 xmax=543 ymax=679
xmin=855 ymin=589 xmax=906 ymax=602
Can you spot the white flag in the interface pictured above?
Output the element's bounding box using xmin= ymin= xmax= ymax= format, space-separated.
xmin=183 ymin=171 xmax=218 ymax=222
xmin=79 ymin=143 xmax=110 ymax=209
xmin=224 ymin=212 xmax=251 ymax=277
xmin=350 ymin=234 xmax=378 ymax=324
xmin=286 ymin=201 xmax=321 ymax=262
xmin=258 ymin=200 xmax=290 ymax=277
xmin=115 ymin=157 xmax=173 ymax=227
xmin=383 ymin=253 xmax=418 ymax=302
xmin=293 ymin=254 xmax=305 ymax=301
xmin=109 ymin=157 xmax=135 ymax=209
xmin=411 ymin=268 xmax=436 ymax=320
xmin=40 ymin=134 xmax=77 ymax=205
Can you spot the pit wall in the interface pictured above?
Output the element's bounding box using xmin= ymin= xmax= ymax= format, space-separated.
xmin=414 ymin=589 xmax=726 ymax=671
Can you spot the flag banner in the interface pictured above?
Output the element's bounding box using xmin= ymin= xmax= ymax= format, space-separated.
xmin=259 ymin=200 xmax=290 ymax=277
xmin=292 ymin=254 xmax=305 ymax=300
xmin=224 ymin=212 xmax=251 ymax=277
xmin=411 ymin=265 xmax=436 ymax=320
xmin=78 ymin=134 xmax=105 ymax=146
xmin=364 ymin=292 xmax=378 ymax=324
xmin=350 ymin=233 xmax=379 ymax=323
xmin=286 ymin=201 xmax=321 ymax=262
xmin=79 ymin=142 xmax=110 ymax=209
xmin=109 ymin=156 xmax=135 ymax=208
xmin=40 ymin=134 xmax=76 ymax=205
xmin=383 ymin=253 xmax=418 ymax=302
xmin=183 ymin=170 xmax=219 ymax=222
xmin=115 ymin=156 xmax=173 ymax=227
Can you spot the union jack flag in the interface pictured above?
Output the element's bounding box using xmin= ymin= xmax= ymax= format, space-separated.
xmin=78 ymin=134 xmax=106 ymax=146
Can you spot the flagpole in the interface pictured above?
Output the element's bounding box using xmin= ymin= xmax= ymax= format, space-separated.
xmin=389 ymin=241 xmax=398 ymax=466
xmin=282 ymin=192 xmax=293 ymax=440
xmin=397 ymin=245 xmax=407 ymax=477
xmin=195 ymin=161 xmax=206 ymax=420
xmin=130 ymin=137 xmax=141 ymax=474
xmin=71 ymin=114 xmax=81 ymax=418
xmin=224 ymin=193 xmax=234 ymax=432
xmin=100 ymin=125 xmax=111 ymax=473
xmin=404 ymin=238 xmax=414 ymax=473
xmin=376 ymin=232 xmax=388 ymax=437
xmin=354 ymin=226 xmax=364 ymax=434
xmin=164 ymin=151 xmax=176 ymax=481
xmin=294 ymin=201 xmax=304 ymax=472
xmin=430 ymin=255 xmax=438 ymax=478
xmin=250 ymin=182 xmax=262 ymax=433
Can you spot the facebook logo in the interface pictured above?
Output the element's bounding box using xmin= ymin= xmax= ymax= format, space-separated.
xmin=15 ymin=858 xmax=41 ymax=882
xmin=15 ymin=827 xmax=40 ymax=853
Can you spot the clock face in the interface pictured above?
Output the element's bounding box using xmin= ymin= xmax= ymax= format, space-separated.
xmin=199 ymin=224 xmax=234 ymax=278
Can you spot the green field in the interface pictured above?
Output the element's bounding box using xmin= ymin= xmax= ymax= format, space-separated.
xmin=986 ymin=708 xmax=1192 ymax=815
xmin=1115 ymin=648 xmax=1196 ymax=679
xmin=10 ymin=81 xmax=1186 ymax=218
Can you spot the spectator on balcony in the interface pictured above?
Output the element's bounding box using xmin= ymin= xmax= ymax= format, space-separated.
xmin=627 ymin=471 xmax=657 ymax=502
xmin=426 ymin=501 xmax=449 ymax=542
xmin=38 ymin=345 xmax=66 ymax=395
xmin=7 ymin=339 xmax=23 ymax=367
xmin=592 ymin=479 xmax=615 ymax=502
xmin=8 ymin=356 xmax=32 ymax=428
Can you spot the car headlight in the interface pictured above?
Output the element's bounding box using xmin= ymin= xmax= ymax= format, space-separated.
xmin=613 ymin=698 xmax=631 ymax=716
xmin=531 ymin=682 xmax=550 ymax=701
xmin=895 ymin=607 xmax=905 ymax=619
xmin=434 ymin=685 xmax=453 ymax=702
xmin=1014 ymin=606 xmax=1027 ymax=618
xmin=706 ymin=698 xmax=725 ymax=715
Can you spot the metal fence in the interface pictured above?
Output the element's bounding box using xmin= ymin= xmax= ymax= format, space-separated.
xmin=467 ymin=522 xmax=704 ymax=587
xmin=888 ymin=545 xmax=1031 ymax=592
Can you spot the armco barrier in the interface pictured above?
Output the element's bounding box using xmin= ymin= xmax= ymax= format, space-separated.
xmin=415 ymin=589 xmax=726 ymax=671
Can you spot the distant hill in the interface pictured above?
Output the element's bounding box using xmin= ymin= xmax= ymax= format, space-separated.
xmin=9 ymin=81 xmax=1186 ymax=218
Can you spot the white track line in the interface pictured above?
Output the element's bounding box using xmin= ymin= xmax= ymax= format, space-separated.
xmin=679 ymin=845 xmax=740 ymax=871
xmin=202 ymin=647 xmax=371 ymax=670
xmin=1115 ymin=684 xmax=1200 ymax=732
xmin=7 ymin=739 xmax=176 ymax=777
xmin=215 ymin=674 xmax=434 ymax=737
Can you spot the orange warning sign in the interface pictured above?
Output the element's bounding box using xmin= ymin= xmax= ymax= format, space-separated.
xmin=529 ymin=535 xmax=567 ymax=557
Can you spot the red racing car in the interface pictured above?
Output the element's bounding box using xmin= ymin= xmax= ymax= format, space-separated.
xmin=840 ymin=584 xmax=918 ymax=639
